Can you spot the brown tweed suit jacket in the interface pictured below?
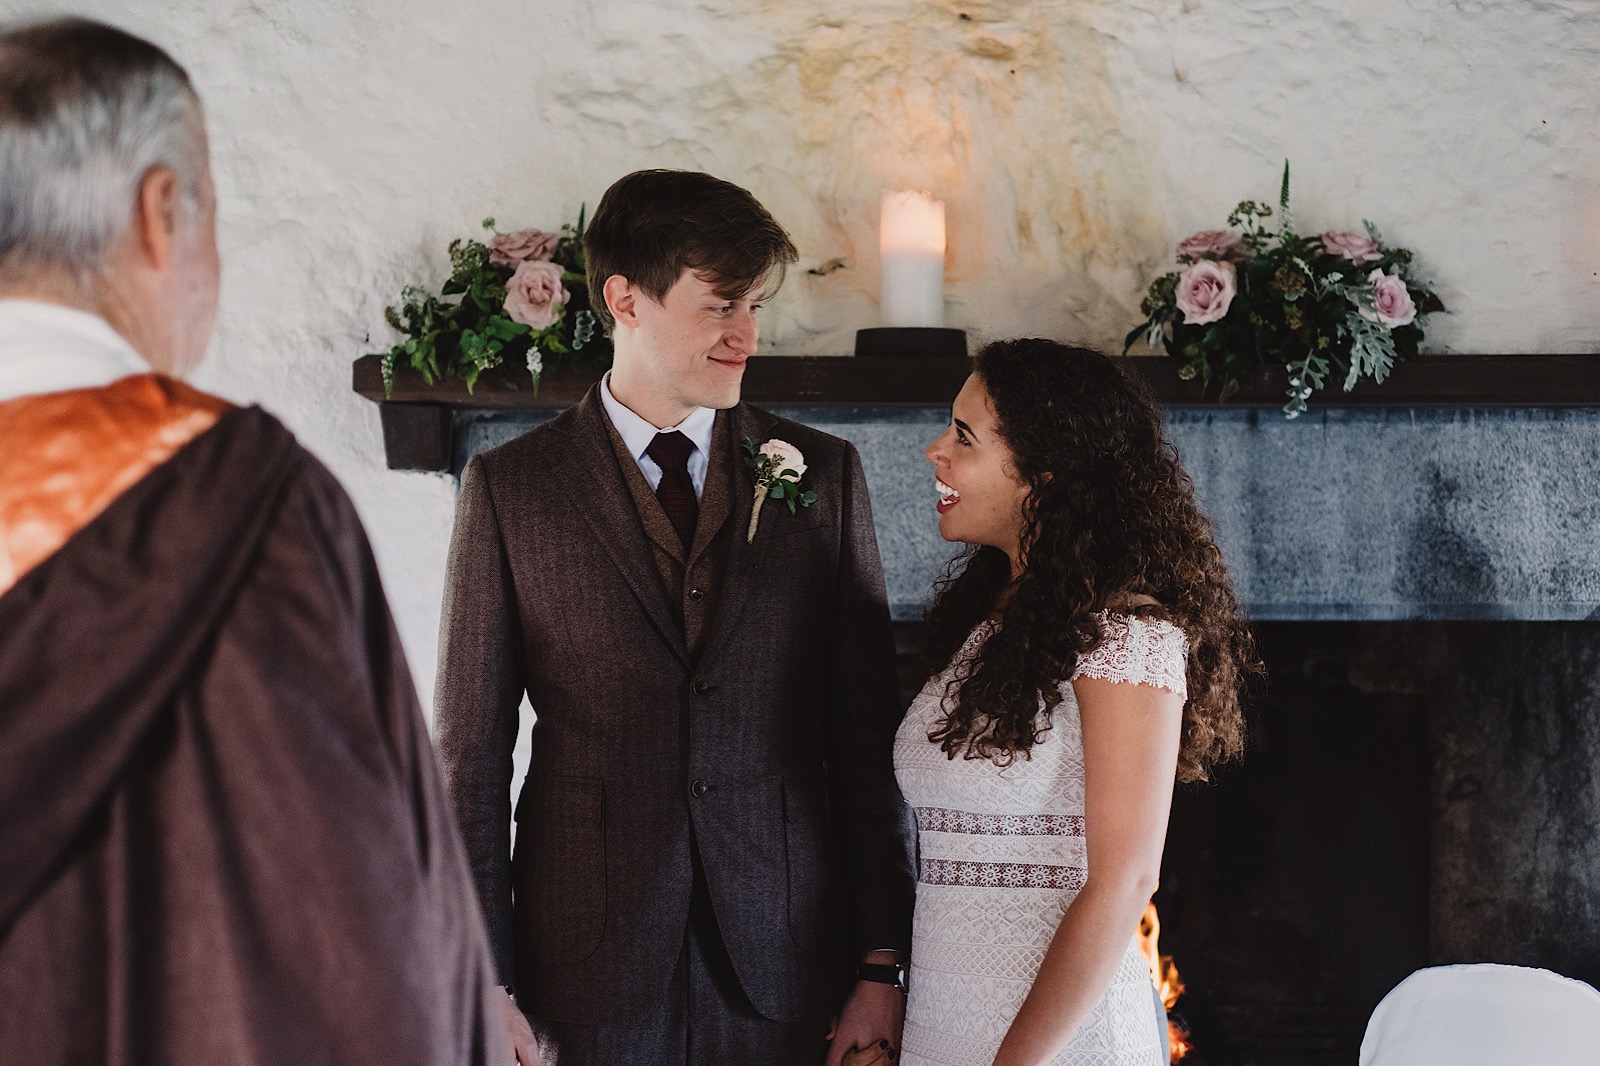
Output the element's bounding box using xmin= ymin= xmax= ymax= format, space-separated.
xmin=435 ymin=386 xmax=915 ymax=1026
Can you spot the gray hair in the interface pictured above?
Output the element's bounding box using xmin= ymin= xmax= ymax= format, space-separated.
xmin=0 ymin=17 xmax=208 ymax=282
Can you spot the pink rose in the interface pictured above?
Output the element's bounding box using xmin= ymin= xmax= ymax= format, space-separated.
xmin=489 ymin=228 xmax=559 ymax=267
xmin=1175 ymin=260 xmax=1237 ymax=325
xmin=1363 ymin=269 xmax=1417 ymax=327
xmin=1320 ymin=230 xmax=1382 ymax=264
xmin=1176 ymin=229 xmax=1248 ymax=263
xmin=504 ymin=260 xmax=568 ymax=330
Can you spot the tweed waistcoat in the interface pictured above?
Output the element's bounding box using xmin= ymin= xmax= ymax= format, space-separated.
xmin=600 ymin=408 xmax=736 ymax=659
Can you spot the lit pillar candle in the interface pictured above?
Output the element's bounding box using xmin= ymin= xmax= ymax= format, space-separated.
xmin=879 ymin=190 xmax=946 ymax=328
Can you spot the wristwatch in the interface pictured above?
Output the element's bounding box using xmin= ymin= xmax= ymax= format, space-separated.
xmin=857 ymin=961 xmax=909 ymax=994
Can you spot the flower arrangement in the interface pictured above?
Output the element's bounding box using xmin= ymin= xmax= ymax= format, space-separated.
xmin=381 ymin=212 xmax=612 ymax=396
xmin=1126 ymin=164 xmax=1443 ymax=417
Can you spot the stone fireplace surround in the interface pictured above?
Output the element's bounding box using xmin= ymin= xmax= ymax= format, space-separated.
xmin=356 ymin=351 xmax=1600 ymax=625
xmin=358 ymin=354 xmax=1600 ymax=1064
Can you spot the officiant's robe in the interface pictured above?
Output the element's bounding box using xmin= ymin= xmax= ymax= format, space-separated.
xmin=0 ymin=374 xmax=506 ymax=1066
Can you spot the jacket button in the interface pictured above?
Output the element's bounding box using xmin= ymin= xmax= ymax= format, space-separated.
xmin=691 ymin=678 xmax=708 ymax=696
xmin=688 ymin=587 xmax=705 ymax=602
xmin=690 ymin=779 xmax=710 ymax=798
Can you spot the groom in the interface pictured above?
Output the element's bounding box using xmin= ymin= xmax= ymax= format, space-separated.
xmin=435 ymin=169 xmax=915 ymax=1065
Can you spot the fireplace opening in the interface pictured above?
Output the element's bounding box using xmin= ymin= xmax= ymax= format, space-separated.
xmin=1156 ymin=622 xmax=1431 ymax=1065
xmin=1159 ymin=621 xmax=1600 ymax=1065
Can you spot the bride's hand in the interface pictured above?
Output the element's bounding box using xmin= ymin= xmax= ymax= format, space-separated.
xmin=840 ymin=1040 xmax=895 ymax=1066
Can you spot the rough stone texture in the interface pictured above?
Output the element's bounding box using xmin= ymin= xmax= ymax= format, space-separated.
xmin=1169 ymin=408 xmax=1600 ymax=621
xmin=463 ymin=404 xmax=1600 ymax=621
xmin=10 ymin=1 xmax=1599 ymax=708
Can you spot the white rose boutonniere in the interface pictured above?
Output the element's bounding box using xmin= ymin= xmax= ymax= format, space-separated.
xmin=741 ymin=437 xmax=819 ymax=543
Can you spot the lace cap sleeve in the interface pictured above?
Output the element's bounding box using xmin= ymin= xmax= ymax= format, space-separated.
xmin=1068 ymin=613 xmax=1189 ymax=698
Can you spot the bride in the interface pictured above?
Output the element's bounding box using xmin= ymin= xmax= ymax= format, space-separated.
xmin=887 ymin=339 xmax=1256 ymax=1066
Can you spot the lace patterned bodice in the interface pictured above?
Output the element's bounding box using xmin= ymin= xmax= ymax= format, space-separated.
xmin=893 ymin=614 xmax=1186 ymax=1066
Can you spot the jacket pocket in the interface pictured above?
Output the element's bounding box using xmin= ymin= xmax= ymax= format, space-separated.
xmin=515 ymin=776 xmax=606 ymax=963
xmin=782 ymin=776 xmax=837 ymax=950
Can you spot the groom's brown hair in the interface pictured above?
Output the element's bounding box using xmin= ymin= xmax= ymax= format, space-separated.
xmin=584 ymin=169 xmax=797 ymax=333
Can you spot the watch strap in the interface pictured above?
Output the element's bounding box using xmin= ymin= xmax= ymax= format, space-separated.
xmin=857 ymin=961 xmax=908 ymax=992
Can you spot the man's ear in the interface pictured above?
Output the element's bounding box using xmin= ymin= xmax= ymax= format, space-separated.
xmin=603 ymin=274 xmax=640 ymax=330
xmin=132 ymin=165 xmax=182 ymax=272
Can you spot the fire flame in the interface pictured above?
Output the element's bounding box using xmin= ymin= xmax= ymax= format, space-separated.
xmin=1137 ymin=901 xmax=1193 ymax=1064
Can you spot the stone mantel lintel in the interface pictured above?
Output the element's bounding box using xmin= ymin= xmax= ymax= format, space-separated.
xmin=352 ymin=353 xmax=1600 ymax=622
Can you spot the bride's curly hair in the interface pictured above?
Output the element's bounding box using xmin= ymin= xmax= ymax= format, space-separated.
xmin=922 ymin=339 xmax=1257 ymax=783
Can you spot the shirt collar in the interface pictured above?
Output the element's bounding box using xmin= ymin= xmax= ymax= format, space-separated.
xmin=600 ymin=371 xmax=716 ymax=461
xmin=0 ymin=299 xmax=149 ymax=404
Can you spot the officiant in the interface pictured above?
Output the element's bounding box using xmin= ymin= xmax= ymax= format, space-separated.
xmin=0 ymin=18 xmax=505 ymax=1065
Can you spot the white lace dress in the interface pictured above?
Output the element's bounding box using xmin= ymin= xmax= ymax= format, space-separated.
xmin=893 ymin=614 xmax=1187 ymax=1066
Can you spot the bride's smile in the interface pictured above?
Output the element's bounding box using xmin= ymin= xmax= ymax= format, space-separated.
xmin=924 ymin=372 xmax=1033 ymax=570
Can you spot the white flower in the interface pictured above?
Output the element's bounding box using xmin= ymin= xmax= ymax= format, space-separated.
xmin=744 ymin=437 xmax=817 ymax=542
xmin=760 ymin=439 xmax=806 ymax=481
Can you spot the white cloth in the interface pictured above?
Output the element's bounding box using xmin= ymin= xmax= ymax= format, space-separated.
xmin=1360 ymin=964 xmax=1600 ymax=1066
xmin=599 ymin=371 xmax=714 ymax=500
xmin=894 ymin=613 xmax=1187 ymax=1066
xmin=0 ymin=299 xmax=147 ymax=403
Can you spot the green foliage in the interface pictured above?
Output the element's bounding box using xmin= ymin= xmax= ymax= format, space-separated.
xmin=381 ymin=212 xmax=612 ymax=397
xmin=1127 ymin=163 xmax=1444 ymax=418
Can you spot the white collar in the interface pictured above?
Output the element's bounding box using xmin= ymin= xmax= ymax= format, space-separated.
xmin=0 ymin=299 xmax=149 ymax=404
xmin=600 ymin=371 xmax=717 ymax=462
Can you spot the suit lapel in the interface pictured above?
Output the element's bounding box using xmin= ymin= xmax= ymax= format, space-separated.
xmin=697 ymin=404 xmax=780 ymax=665
xmin=559 ymin=390 xmax=690 ymax=667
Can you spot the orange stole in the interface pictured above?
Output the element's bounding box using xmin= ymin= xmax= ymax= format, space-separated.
xmin=0 ymin=374 xmax=232 ymax=596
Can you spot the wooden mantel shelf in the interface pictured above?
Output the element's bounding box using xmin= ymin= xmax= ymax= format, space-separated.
xmin=352 ymin=352 xmax=1600 ymax=472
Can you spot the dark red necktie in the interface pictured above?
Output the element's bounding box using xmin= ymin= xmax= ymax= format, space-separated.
xmin=646 ymin=431 xmax=698 ymax=549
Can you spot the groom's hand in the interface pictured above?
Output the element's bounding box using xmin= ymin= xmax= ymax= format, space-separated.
xmin=499 ymin=989 xmax=545 ymax=1066
xmin=825 ymin=952 xmax=905 ymax=1066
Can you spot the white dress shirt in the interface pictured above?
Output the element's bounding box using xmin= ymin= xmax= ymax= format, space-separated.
xmin=0 ymin=299 xmax=147 ymax=404
xmin=599 ymin=371 xmax=716 ymax=501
